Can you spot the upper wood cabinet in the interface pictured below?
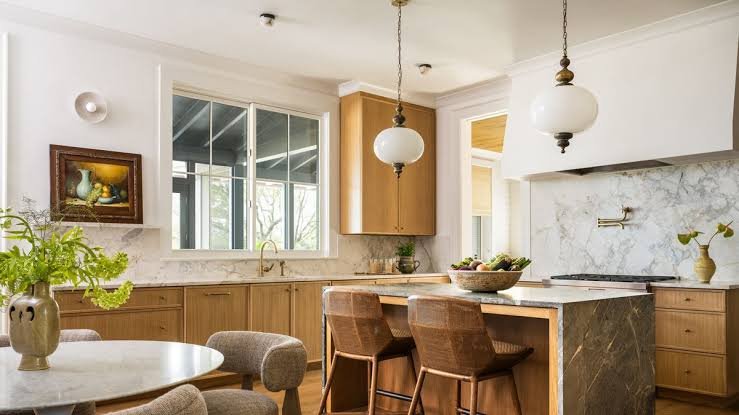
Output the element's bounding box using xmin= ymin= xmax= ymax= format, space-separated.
xmin=340 ymin=92 xmax=436 ymax=236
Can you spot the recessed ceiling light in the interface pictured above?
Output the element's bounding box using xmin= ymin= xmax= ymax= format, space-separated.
xmin=259 ymin=13 xmax=276 ymax=27
xmin=418 ymin=63 xmax=432 ymax=75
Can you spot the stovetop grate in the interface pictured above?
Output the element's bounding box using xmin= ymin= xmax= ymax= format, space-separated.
xmin=550 ymin=274 xmax=676 ymax=283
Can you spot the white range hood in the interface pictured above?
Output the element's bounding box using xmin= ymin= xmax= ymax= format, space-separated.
xmin=502 ymin=5 xmax=739 ymax=179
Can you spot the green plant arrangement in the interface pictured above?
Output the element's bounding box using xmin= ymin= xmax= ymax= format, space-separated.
xmin=677 ymin=221 xmax=734 ymax=247
xmin=677 ymin=221 xmax=734 ymax=283
xmin=395 ymin=241 xmax=415 ymax=257
xmin=0 ymin=205 xmax=132 ymax=309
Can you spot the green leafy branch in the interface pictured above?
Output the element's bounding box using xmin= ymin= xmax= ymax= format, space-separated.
xmin=396 ymin=241 xmax=415 ymax=257
xmin=0 ymin=205 xmax=132 ymax=309
xmin=678 ymin=221 xmax=734 ymax=247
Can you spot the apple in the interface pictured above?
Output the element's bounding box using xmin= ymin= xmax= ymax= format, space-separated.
xmin=476 ymin=263 xmax=490 ymax=271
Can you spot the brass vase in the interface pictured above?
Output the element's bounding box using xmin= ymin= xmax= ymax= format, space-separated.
xmin=694 ymin=245 xmax=717 ymax=284
xmin=8 ymin=282 xmax=61 ymax=370
xmin=396 ymin=256 xmax=421 ymax=274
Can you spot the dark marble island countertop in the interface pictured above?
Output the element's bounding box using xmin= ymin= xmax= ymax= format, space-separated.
xmin=329 ymin=282 xmax=652 ymax=308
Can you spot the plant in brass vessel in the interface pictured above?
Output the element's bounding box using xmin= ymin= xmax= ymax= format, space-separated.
xmin=0 ymin=200 xmax=132 ymax=370
xmin=395 ymin=241 xmax=420 ymax=274
xmin=678 ymin=221 xmax=734 ymax=283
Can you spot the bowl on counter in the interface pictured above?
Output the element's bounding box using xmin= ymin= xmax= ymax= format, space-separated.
xmin=448 ymin=270 xmax=523 ymax=292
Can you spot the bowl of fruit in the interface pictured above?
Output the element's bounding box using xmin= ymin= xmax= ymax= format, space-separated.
xmin=448 ymin=254 xmax=532 ymax=292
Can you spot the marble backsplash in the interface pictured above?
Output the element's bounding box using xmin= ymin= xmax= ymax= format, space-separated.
xmin=530 ymin=159 xmax=739 ymax=281
xmin=79 ymin=228 xmax=434 ymax=284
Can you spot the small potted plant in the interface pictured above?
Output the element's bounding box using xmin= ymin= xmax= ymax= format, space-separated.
xmin=0 ymin=202 xmax=132 ymax=370
xmin=677 ymin=221 xmax=734 ymax=283
xmin=395 ymin=241 xmax=420 ymax=274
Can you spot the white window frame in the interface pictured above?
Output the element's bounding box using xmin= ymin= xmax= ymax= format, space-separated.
xmin=162 ymin=86 xmax=329 ymax=260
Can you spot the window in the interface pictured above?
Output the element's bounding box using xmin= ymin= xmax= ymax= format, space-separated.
xmin=171 ymin=91 xmax=321 ymax=253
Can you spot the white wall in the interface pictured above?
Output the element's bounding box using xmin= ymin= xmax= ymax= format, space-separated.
xmin=0 ymin=13 xmax=435 ymax=285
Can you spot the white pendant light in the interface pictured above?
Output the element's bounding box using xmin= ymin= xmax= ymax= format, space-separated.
xmin=373 ymin=0 xmax=424 ymax=178
xmin=530 ymin=0 xmax=598 ymax=153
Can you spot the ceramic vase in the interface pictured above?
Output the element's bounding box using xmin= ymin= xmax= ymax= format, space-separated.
xmin=694 ymin=245 xmax=717 ymax=283
xmin=8 ymin=282 xmax=61 ymax=370
xmin=396 ymin=256 xmax=421 ymax=274
xmin=76 ymin=168 xmax=93 ymax=200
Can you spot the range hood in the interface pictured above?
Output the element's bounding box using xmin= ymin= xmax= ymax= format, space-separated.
xmin=502 ymin=7 xmax=739 ymax=179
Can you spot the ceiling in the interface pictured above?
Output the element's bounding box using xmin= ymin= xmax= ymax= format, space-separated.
xmin=2 ymin=0 xmax=722 ymax=94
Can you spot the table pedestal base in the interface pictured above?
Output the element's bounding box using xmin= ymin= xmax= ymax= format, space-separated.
xmin=34 ymin=405 xmax=75 ymax=415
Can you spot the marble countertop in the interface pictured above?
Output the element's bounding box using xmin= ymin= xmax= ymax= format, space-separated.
xmin=329 ymin=282 xmax=651 ymax=308
xmin=52 ymin=272 xmax=449 ymax=292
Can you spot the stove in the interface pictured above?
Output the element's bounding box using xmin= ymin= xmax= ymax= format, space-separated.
xmin=543 ymin=274 xmax=677 ymax=291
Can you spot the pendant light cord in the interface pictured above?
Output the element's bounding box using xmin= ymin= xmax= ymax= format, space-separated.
xmin=396 ymin=3 xmax=403 ymax=107
xmin=562 ymin=0 xmax=568 ymax=58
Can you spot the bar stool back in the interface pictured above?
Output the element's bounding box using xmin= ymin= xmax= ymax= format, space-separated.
xmin=319 ymin=289 xmax=423 ymax=415
xmin=407 ymin=295 xmax=533 ymax=415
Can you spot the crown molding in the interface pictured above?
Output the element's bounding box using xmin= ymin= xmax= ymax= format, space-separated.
xmin=0 ymin=3 xmax=339 ymax=97
xmin=506 ymin=0 xmax=739 ymax=77
xmin=434 ymin=76 xmax=511 ymax=110
xmin=338 ymin=80 xmax=437 ymax=108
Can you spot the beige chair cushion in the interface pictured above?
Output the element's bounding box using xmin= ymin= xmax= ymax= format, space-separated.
xmin=0 ymin=402 xmax=95 ymax=415
xmin=206 ymin=331 xmax=307 ymax=392
xmin=202 ymin=389 xmax=278 ymax=415
xmin=110 ymin=385 xmax=207 ymax=415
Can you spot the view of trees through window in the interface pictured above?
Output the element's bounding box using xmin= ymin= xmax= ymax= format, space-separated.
xmin=171 ymin=92 xmax=320 ymax=252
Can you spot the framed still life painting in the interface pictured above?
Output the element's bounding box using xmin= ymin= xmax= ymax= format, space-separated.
xmin=50 ymin=145 xmax=143 ymax=224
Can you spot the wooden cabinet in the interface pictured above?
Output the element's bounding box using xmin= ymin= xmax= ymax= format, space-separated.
xmin=340 ymin=92 xmax=436 ymax=236
xmin=654 ymin=287 xmax=739 ymax=402
xmin=61 ymin=309 xmax=182 ymax=341
xmin=250 ymin=284 xmax=292 ymax=336
xmin=59 ymin=287 xmax=184 ymax=341
xmin=292 ymin=282 xmax=329 ymax=362
xmin=184 ymin=285 xmax=248 ymax=345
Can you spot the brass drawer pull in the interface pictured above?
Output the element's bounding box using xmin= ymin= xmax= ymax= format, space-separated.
xmin=684 ymin=297 xmax=691 ymax=302
xmin=205 ymin=292 xmax=232 ymax=296
xmin=684 ymin=329 xmax=692 ymax=333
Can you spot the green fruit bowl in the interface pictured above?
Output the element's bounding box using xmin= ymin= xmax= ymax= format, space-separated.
xmin=447 ymin=270 xmax=523 ymax=292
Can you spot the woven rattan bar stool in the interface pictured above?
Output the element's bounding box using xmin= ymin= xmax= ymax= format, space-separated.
xmin=406 ymin=295 xmax=534 ymax=415
xmin=319 ymin=288 xmax=424 ymax=415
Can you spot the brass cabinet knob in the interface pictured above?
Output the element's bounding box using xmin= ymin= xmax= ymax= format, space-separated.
xmin=684 ymin=329 xmax=692 ymax=333
xmin=684 ymin=297 xmax=692 ymax=302
xmin=159 ymin=295 xmax=166 ymax=300
xmin=684 ymin=369 xmax=691 ymax=375
xmin=284 ymin=288 xmax=291 ymax=292
xmin=159 ymin=325 xmax=166 ymax=330
xmin=294 ymin=287 xmax=300 ymax=292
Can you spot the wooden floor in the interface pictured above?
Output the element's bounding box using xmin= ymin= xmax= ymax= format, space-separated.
xmin=98 ymin=369 xmax=739 ymax=415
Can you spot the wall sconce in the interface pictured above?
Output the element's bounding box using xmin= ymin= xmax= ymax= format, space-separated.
xmin=74 ymin=91 xmax=108 ymax=123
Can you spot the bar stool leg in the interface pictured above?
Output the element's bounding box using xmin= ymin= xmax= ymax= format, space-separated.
xmin=368 ymin=356 xmax=379 ymax=415
xmin=469 ymin=377 xmax=478 ymax=415
xmin=407 ymin=367 xmax=426 ymax=415
xmin=509 ymin=371 xmax=522 ymax=415
xmin=318 ymin=353 xmax=339 ymax=414
xmin=407 ymin=354 xmax=424 ymax=415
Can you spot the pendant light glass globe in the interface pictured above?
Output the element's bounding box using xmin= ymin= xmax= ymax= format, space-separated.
xmin=531 ymin=84 xmax=598 ymax=136
xmin=374 ymin=126 xmax=425 ymax=166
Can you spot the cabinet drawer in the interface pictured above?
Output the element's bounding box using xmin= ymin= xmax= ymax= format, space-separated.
xmin=654 ymin=288 xmax=725 ymax=312
xmin=656 ymin=310 xmax=725 ymax=353
xmin=56 ymin=287 xmax=183 ymax=313
xmin=60 ymin=309 xmax=183 ymax=341
xmin=656 ymin=349 xmax=726 ymax=395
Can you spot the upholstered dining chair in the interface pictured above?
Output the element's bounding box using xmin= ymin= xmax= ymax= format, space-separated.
xmin=0 ymin=329 xmax=102 ymax=415
xmin=108 ymin=384 xmax=207 ymax=415
xmin=201 ymin=331 xmax=308 ymax=415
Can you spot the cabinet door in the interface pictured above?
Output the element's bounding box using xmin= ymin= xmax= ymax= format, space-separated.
xmin=292 ymin=282 xmax=329 ymax=362
xmin=398 ymin=104 xmax=436 ymax=235
xmin=61 ymin=309 xmax=182 ymax=341
xmin=360 ymin=95 xmax=400 ymax=233
xmin=250 ymin=284 xmax=292 ymax=335
xmin=185 ymin=286 xmax=248 ymax=345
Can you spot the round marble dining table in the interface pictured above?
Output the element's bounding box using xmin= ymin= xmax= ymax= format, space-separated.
xmin=0 ymin=340 xmax=224 ymax=415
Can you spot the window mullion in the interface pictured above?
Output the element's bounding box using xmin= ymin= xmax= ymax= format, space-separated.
xmin=248 ymin=103 xmax=257 ymax=251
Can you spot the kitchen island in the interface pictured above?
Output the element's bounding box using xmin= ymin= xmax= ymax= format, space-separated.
xmin=323 ymin=283 xmax=655 ymax=415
